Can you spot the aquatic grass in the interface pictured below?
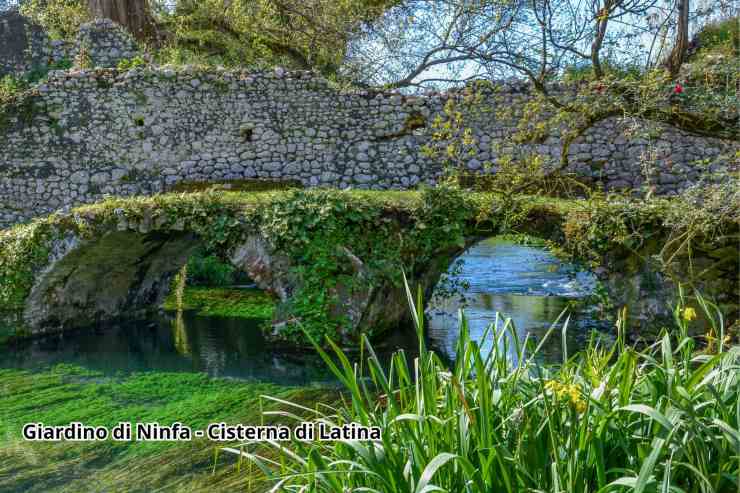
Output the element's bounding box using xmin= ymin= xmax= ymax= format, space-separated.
xmin=228 ymin=285 xmax=740 ymax=492
xmin=162 ymin=286 xmax=277 ymax=320
xmin=0 ymin=365 xmax=328 ymax=492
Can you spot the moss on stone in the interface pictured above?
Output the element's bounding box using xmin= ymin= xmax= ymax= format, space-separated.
xmin=168 ymin=178 xmax=303 ymax=193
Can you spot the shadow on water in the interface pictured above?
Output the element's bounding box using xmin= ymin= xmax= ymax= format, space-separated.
xmin=427 ymin=237 xmax=611 ymax=364
xmin=0 ymin=310 xmax=419 ymax=386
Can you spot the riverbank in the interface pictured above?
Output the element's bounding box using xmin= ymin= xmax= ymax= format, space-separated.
xmin=161 ymin=286 xmax=277 ymax=320
xmin=0 ymin=364 xmax=328 ymax=492
xmin=0 ymin=187 xmax=736 ymax=492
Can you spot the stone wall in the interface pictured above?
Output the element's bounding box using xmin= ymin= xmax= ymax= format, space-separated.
xmin=0 ymin=66 xmax=737 ymax=228
xmin=73 ymin=19 xmax=140 ymax=68
xmin=0 ymin=9 xmax=61 ymax=76
xmin=0 ymin=13 xmax=139 ymax=76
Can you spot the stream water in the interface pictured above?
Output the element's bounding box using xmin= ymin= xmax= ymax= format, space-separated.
xmin=0 ymin=311 xmax=419 ymax=386
xmin=427 ymin=237 xmax=603 ymax=364
xmin=0 ymin=238 xmax=604 ymax=382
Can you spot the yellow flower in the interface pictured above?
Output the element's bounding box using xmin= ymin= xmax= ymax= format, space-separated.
xmin=544 ymin=380 xmax=586 ymax=413
xmin=574 ymin=400 xmax=587 ymax=414
xmin=566 ymin=384 xmax=580 ymax=401
xmin=682 ymin=307 xmax=697 ymax=321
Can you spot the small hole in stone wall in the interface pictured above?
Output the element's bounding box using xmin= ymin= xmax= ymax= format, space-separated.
xmin=240 ymin=127 xmax=254 ymax=142
xmin=133 ymin=116 xmax=145 ymax=127
xmin=403 ymin=112 xmax=427 ymax=133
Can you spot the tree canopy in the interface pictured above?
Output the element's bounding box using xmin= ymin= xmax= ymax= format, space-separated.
xmin=19 ymin=0 xmax=400 ymax=76
xmin=12 ymin=0 xmax=738 ymax=154
xmin=344 ymin=0 xmax=737 ymax=89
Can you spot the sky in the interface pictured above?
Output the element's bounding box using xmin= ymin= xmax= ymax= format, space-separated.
xmin=346 ymin=0 xmax=736 ymax=89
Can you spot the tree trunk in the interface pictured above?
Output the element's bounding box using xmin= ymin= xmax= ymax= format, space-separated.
xmin=591 ymin=2 xmax=613 ymax=79
xmin=87 ymin=0 xmax=155 ymax=41
xmin=591 ymin=17 xmax=608 ymax=78
xmin=666 ymin=0 xmax=690 ymax=77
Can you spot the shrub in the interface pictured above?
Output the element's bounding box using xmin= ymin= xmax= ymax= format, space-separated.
xmin=19 ymin=0 xmax=89 ymax=40
xmin=696 ymin=16 xmax=740 ymax=52
xmin=0 ymin=74 xmax=27 ymax=104
xmin=116 ymin=55 xmax=148 ymax=71
xmin=185 ymin=249 xmax=236 ymax=287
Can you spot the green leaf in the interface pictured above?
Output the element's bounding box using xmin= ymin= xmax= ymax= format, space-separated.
xmin=618 ymin=404 xmax=674 ymax=431
xmin=415 ymin=453 xmax=457 ymax=493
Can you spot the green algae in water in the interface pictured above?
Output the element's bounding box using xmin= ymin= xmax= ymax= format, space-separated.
xmin=0 ymin=364 xmax=329 ymax=492
xmin=162 ymin=287 xmax=276 ymax=320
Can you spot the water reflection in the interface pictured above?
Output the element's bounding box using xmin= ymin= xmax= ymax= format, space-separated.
xmin=0 ymin=312 xmax=418 ymax=385
xmin=427 ymin=237 xmax=604 ymax=363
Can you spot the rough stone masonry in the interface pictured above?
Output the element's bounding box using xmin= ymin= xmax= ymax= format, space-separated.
xmin=0 ymin=20 xmax=737 ymax=229
xmin=1 ymin=12 xmax=138 ymax=76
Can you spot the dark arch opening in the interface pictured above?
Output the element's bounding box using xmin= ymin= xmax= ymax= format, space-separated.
xmin=22 ymin=229 xmax=285 ymax=333
xmin=25 ymin=230 xmax=202 ymax=330
xmin=14 ymin=229 xmax=329 ymax=381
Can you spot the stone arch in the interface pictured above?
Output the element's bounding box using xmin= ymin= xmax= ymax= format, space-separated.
xmin=21 ymin=228 xmax=296 ymax=335
xmin=17 ymin=222 xmax=469 ymax=344
xmin=6 ymin=191 xmax=735 ymax=345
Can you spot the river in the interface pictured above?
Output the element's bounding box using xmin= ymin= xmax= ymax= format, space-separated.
xmin=0 ymin=238 xmax=605 ymax=382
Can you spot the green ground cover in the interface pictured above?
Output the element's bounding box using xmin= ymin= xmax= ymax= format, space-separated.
xmin=162 ymin=287 xmax=277 ymax=320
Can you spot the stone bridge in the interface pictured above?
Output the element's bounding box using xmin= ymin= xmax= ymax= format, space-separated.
xmin=1 ymin=190 xmax=474 ymax=345
xmin=1 ymin=62 xmax=737 ymax=228
xmin=0 ymin=189 xmax=737 ymax=346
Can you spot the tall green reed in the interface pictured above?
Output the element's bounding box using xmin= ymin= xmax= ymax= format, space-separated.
xmin=225 ymin=280 xmax=739 ymax=493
